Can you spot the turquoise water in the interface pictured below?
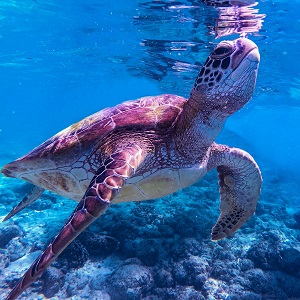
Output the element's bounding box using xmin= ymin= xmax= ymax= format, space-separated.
xmin=0 ymin=1 xmax=300 ymax=299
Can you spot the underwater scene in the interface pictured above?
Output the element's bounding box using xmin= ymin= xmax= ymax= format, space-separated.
xmin=0 ymin=0 xmax=300 ymax=299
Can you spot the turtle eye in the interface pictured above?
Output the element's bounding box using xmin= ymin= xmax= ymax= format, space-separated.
xmin=212 ymin=43 xmax=233 ymax=58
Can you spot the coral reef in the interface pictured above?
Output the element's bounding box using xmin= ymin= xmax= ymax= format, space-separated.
xmin=0 ymin=163 xmax=299 ymax=300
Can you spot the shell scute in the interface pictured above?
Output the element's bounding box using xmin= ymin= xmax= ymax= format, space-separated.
xmin=19 ymin=94 xmax=186 ymax=160
xmin=155 ymin=105 xmax=182 ymax=129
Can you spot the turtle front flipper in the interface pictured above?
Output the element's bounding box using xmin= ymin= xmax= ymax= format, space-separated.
xmin=3 ymin=184 xmax=44 ymax=222
xmin=208 ymin=143 xmax=262 ymax=241
xmin=6 ymin=145 xmax=146 ymax=300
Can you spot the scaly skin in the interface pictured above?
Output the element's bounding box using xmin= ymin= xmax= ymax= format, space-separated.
xmin=208 ymin=143 xmax=262 ymax=240
xmin=6 ymin=145 xmax=145 ymax=300
xmin=3 ymin=185 xmax=44 ymax=221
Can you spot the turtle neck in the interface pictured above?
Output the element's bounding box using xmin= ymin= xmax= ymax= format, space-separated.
xmin=174 ymin=94 xmax=229 ymax=160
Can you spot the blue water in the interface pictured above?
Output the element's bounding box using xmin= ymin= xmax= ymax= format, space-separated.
xmin=1 ymin=0 xmax=300 ymax=299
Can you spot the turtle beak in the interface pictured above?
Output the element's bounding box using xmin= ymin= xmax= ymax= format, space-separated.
xmin=231 ymin=38 xmax=260 ymax=70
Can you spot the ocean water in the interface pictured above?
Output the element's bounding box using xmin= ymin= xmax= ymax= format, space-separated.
xmin=0 ymin=0 xmax=300 ymax=299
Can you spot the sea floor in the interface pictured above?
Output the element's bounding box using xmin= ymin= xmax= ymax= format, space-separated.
xmin=0 ymin=151 xmax=300 ymax=300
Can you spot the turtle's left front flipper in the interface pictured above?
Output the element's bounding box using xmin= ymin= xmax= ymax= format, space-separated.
xmin=208 ymin=143 xmax=262 ymax=241
xmin=6 ymin=145 xmax=146 ymax=300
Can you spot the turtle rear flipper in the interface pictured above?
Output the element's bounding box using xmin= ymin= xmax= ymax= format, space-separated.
xmin=6 ymin=145 xmax=146 ymax=300
xmin=208 ymin=144 xmax=262 ymax=240
xmin=3 ymin=185 xmax=44 ymax=222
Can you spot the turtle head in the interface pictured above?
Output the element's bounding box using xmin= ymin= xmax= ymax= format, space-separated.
xmin=190 ymin=38 xmax=260 ymax=115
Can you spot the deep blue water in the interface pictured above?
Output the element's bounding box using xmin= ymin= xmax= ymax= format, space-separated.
xmin=1 ymin=1 xmax=300 ymax=299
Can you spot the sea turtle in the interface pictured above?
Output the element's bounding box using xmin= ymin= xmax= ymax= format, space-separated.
xmin=2 ymin=37 xmax=261 ymax=300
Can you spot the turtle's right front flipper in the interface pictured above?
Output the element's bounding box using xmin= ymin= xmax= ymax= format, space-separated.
xmin=208 ymin=144 xmax=262 ymax=241
xmin=6 ymin=145 xmax=146 ymax=300
xmin=3 ymin=184 xmax=44 ymax=222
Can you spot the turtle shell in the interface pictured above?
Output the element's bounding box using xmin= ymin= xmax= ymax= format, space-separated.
xmin=2 ymin=94 xmax=186 ymax=178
